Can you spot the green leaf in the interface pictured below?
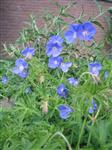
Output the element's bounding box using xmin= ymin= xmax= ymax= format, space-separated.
xmin=92 ymin=20 xmax=104 ymax=30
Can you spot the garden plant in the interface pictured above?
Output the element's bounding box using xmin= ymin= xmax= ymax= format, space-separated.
xmin=0 ymin=2 xmax=112 ymax=150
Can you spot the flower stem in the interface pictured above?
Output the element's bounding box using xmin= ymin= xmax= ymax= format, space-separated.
xmin=87 ymin=105 xmax=101 ymax=146
xmin=45 ymin=131 xmax=72 ymax=150
xmin=87 ymin=121 xmax=94 ymax=146
xmin=76 ymin=118 xmax=87 ymax=149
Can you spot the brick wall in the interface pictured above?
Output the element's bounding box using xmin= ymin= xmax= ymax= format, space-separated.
xmin=0 ymin=0 xmax=111 ymax=56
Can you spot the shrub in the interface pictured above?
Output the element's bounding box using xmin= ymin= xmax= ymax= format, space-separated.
xmin=0 ymin=2 xmax=112 ymax=150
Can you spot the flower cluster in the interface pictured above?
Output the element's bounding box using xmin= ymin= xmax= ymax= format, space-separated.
xmin=46 ymin=35 xmax=72 ymax=72
xmin=65 ymin=22 xmax=96 ymax=43
xmin=45 ymin=22 xmax=99 ymax=120
xmin=45 ymin=35 xmax=74 ymax=119
xmin=2 ymin=21 xmax=102 ymax=121
xmin=12 ymin=47 xmax=35 ymax=78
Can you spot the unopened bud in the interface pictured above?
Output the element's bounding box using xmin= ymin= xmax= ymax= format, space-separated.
xmin=41 ymin=101 xmax=48 ymax=114
xmin=39 ymin=75 xmax=45 ymax=84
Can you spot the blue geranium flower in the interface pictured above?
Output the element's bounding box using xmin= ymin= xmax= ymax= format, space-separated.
xmin=77 ymin=22 xmax=96 ymax=41
xmin=46 ymin=35 xmax=63 ymax=57
xmin=88 ymin=62 xmax=102 ymax=76
xmin=88 ymin=99 xmax=97 ymax=114
xmin=64 ymin=24 xmax=79 ymax=43
xmin=88 ymin=107 xmax=94 ymax=114
xmin=21 ymin=47 xmax=35 ymax=59
xmin=92 ymin=99 xmax=97 ymax=110
xmin=1 ymin=75 xmax=8 ymax=84
xmin=46 ymin=43 xmax=63 ymax=57
xmin=57 ymin=84 xmax=68 ymax=99
xmin=12 ymin=58 xmax=28 ymax=78
xmin=47 ymin=35 xmax=63 ymax=45
xmin=60 ymin=62 xmax=72 ymax=73
xmin=58 ymin=104 xmax=73 ymax=119
xmin=48 ymin=57 xmax=63 ymax=69
xmin=67 ymin=77 xmax=78 ymax=86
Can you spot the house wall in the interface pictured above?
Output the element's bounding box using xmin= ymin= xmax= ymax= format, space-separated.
xmin=0 ymin=0 xmax=111 ymax=57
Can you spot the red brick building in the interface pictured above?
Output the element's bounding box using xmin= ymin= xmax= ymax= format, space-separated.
xmin=0 ymin=0 xmax=111 ymax=57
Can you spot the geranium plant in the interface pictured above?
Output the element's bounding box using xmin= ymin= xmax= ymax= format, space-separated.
xmin=0 ymin=2 xmax=112 ymax=150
